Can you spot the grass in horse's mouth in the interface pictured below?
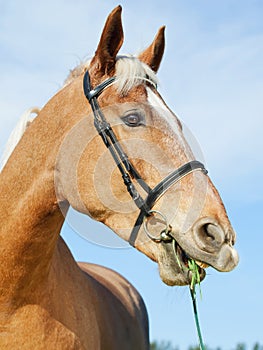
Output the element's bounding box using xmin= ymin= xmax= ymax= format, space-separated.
xmin=171 ymin=238 xmax=209 ymax=288
xmin=172 ymin=239 xmax=189 ymax=268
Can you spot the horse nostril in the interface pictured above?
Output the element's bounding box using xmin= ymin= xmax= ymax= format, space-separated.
xmin=193 ymin=219 xmax=225 ymax=252
xmin=202 ymin=223 xmax=224 ymax=245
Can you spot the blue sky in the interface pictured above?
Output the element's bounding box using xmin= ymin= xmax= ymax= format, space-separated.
xmin=1 ymin=1 xmax=263 ymax=348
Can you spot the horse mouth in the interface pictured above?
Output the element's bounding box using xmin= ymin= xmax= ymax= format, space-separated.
xmin=159 ymin=237 xmax=209 ymax=286
xmin=173 ymin=238 xmax=209 ymax=276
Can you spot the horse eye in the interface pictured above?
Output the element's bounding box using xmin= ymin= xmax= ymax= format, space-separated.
xmin=121 ymin=113 xmax=144 ymax=127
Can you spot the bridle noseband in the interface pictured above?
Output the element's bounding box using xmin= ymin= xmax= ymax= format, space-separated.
xmin=83 ymin=70 xmax=208 ymax=246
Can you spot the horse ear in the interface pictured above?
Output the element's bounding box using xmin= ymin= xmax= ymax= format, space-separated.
xmin=138 ymin=26 xmax=165 ymax=72
xmin=90 ymin=6 xmax=124 ymax=76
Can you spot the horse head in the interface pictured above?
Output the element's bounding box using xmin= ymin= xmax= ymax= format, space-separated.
xmin=55 ymin=6 xmax=238 ymax=286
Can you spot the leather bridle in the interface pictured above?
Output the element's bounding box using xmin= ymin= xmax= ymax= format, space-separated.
xmin=83 ymin=70 xmax=208 ymax=246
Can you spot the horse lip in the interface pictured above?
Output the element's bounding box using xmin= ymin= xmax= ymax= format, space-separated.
xmin=168 ymin=225 xmax=238 ymax=274
xmin=161 ymin=235 xmax=207 ymax=284
xmin=170 ymin=238 xmax=209 ymax=271
xmin=158 ymin=234 xmax=206 ymax=286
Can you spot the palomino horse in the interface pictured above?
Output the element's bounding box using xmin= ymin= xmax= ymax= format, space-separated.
xmin=0 ymin=6 xmax=238 ymax=350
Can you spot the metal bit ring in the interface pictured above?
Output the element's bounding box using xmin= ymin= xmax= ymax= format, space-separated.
xmin=143 ymin=210 xmax=170 ymax=243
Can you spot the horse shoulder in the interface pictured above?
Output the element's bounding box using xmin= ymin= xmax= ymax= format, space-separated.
xmin=78 ymin=262 xmax=150 ymax=349
xmin=48 ymin=238 xmax=149 ymax=349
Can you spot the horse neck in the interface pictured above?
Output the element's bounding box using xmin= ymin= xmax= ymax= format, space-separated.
xmin=0 ymin=77 xmax=86 ymax=303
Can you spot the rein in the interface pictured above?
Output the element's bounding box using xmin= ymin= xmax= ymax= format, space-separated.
xmin=83 ymin=69 xmax=206 ymax=350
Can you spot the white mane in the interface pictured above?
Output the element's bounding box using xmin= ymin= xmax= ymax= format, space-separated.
xmin=0 ymin=107 xmax=40 ymax=171
xmin=65 ymin=55 xmax=158 ymax=94
xmin=114 ymin=55 xmax=158 ymax=94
